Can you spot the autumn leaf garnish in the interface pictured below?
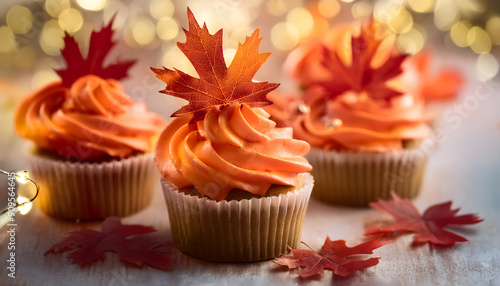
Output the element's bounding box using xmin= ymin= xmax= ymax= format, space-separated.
xmin=151 ymin=8 xmax=279 ymax=123
xmin=45 ymin=217 xmax=173 ymax=270
xmin=365 ymin=192 xmax=483 ymax=247
xmin=321 ymin=18 xmax=407 ymax=101
xmin=412 ymin=50 xmax=464 ymax=101
xmin=56 ymin=15 xmax=136 ymax=88
xmin=274 ymin=237 xmax=389 ymax=277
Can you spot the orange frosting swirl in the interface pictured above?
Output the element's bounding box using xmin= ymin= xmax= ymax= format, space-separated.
xmin=290 ymin=88 xmax=433 ymax=152
xmin=15 ymin=75 xmax=166 ymax=160
xmin=155 ymin=103 xmax=312 ymax=201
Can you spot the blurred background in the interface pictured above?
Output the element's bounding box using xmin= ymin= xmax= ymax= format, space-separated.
xmin=0 ymin=0 xmax=499 ymax=172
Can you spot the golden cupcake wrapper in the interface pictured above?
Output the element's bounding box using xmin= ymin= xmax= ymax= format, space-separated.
xmin=307 ymin=140 xmax=434 ymax=207
xmin=161 ymin=173 xmax=314 ymax=262
xmin=26 ymin=150 xmax=158 ymax=220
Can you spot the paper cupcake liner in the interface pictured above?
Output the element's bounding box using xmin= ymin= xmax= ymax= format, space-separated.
xmin=307 ymin=139 xmax=434 ymax=207
xmin=26 ymin=150 xmax=158 ymax=220
xmin=161 ymin=173 xmax=314 ymax=262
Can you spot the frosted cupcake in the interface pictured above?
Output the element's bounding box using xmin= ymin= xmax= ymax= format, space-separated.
xmin=267 ymin=19 xmax=437 ymax=207
xmin=152 ymin=9 xmax=313 ymax=262
xmin=14 ymin=19 xmax=166 ymax=220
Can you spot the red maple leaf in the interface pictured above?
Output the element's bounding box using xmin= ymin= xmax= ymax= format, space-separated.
xmin=56 ymin=15 xmax=136 ymax=87
xmin=274 ymin=237 xmax=389 ymax=277
xmin=45 ymin=217 xmax=173 ymax=270
xmin=321 ymin=19 xmax=407 ymax=101
xmin=151 ymin=8 xmax=279 ymax=123
xmin=412 ymin=50 xmax=464 ymax=101
xmin=365 ymin=192 xmax=483 ymax=247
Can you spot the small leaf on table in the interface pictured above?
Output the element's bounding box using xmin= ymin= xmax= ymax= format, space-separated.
xmin=365 ymin=192 xmax=483 ymax=247
xmin=274 ymin=237 xmax=389 ymax=277
xmin=45 ymin=217 xmax=173 ymax=270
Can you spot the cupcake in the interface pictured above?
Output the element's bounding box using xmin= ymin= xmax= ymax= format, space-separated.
xmin=267 ymin=19 xmax=441 ymax=207
xmin=14 ymin=19 xmax=166 ymax=220
xmin=152 ymin=9 xmax=313 ymax=262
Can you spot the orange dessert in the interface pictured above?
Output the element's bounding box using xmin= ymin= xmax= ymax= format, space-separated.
xmin=152 ymin=9 xmax=313 ymax=262
xmin=266 ymin=18 xmax=452 ymax=206
xmin=14 ymin=18 xmax=166 ymax=220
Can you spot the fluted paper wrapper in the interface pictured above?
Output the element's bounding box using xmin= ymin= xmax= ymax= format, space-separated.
xmin=307 ymin=140 xmax=434 ymax=207
xmin=26 ymin=150 xmax=158 ymax=220
xmin=161 ymin=173 xmax=314 ymax=262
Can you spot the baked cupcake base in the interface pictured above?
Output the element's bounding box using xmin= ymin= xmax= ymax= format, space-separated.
xmin=307 ymin=139 xmax=434 ymax=207
xmin=26 ymin=147 xmax=158 ymax=220
xmin=161 ymin=173 xmax=314 ymax=262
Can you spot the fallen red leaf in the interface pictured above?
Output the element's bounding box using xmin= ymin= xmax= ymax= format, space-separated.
xmin=56 ymin=15 xmax=136 ymax=87
xmin=321 ymin=19 xmax=407 ymax=101
xmin=274 ymin=237 xmax=389 ymax=277
xmin=45 ymin=217 xmax=173 ymax=270
xmin=365 ymin=192 xmax=483 ymax=247
xmin=151 ymin=8 xmax=279 ymax=123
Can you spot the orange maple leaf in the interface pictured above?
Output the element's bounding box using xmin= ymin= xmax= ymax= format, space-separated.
xmin=152 ymin=8 xmax=279 ymax=123
xmin=321 ymin=19 xmax=407 ymax=101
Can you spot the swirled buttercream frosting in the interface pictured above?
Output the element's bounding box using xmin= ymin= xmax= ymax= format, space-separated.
xmin=290 ymin=88 xmax=433 ymax=152
xmin=15 ymin=75 xmax=166 ymax=160
xmin=155 ymin=103 xmax=312 ymax=200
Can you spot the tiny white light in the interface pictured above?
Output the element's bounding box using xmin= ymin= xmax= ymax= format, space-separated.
xmin=16 ymin=171 xmax=29 ymax=184
xmin=17 ymin=196 xmax=32 ymax=215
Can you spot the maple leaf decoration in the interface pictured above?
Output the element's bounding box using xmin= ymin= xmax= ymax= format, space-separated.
xmin=45 ymin=217 xmax=173 ymax=270
xmin=365 ymin=192 xmax=483 ymax=247
xmin=56 ymin=15 xmax=136 ymax=87
xmin=274 ymin=237 xmax=389 ymax=277
xmin=151 ymin=8 xmax=279 ymax=123
xmin=321 ymin=19 xmax=407 ymax=101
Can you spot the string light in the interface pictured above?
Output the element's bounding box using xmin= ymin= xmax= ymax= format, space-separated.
xmin=0 ymin=169 xmax=39 ymax=217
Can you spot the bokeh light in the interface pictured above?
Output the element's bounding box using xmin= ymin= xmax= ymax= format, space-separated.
xmin=408 ymin=0 xmax=435 ymax=13
xmin=150 ymin=0 xmax=175 ymax=20
xmin=485 ymin=16 xmax=500 ymax=45
xmin=434 ymin=0 xmax=460 ymax=31
xmin=388 ymin=9 xmax=413 ymax=34
xmin=271 ymin=22 xmax=299 ymax=50
xmin=468 ymin=26 xmax=492 ymax=54
xmin=58 ymin=8 xmax=84 ymax=33
xmin=373 ymin=1 xmax=403 ymax=22
xmin=76 ymin=0 xmax=108 ymax=12
xmin=397 ymin=27 xmax=425 ymax=55
xmin=156 ymin=17 xmax=179 ymax=41
xmin=31 ymin=69 xmax=59 ymax=90
xmin=287 ymin=8 xmax=314 ymax=39
xmin=267 ymin=0 xmax=288 ymax=16
xmin=476 ymin=53 xmax=499 ymax=80
xmin=351 ymin=1 xmax=373 ymax=19
xmin=6 ymin=6 xmax=33 ymax=35
xmin=450 ymin=21 xmax=472 ymax=48
xmin=103 ymin=0 xmax=129 ymax=28
xmin=318 ymin=0 xmax=341 ymax=18
xmin=0 ymin=26 xmax=17 ymax=53
xmin=132 ymin=18 xmax=156 ymax=46
xmin=39 ymin=20 xmax=64 ymax=56
xmin=44 ymin=0 xmax=70 ymax=18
